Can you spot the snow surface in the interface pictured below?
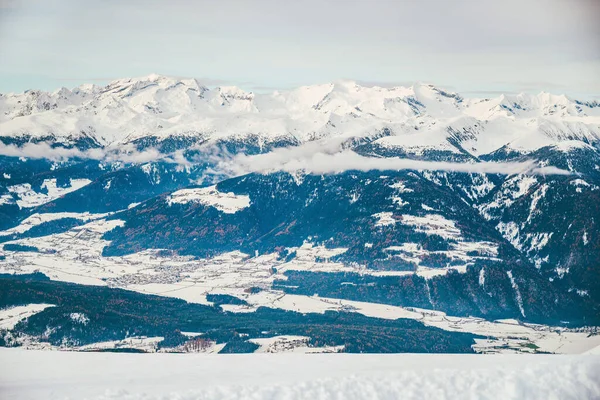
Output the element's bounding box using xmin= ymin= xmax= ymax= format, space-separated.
xmin=77 ymin=337 xmax=165 ymax=352
xmin=1 ymin=349 xmax=599 ymax=400
xmin=400 ymin=213 xmax=462 ymax=239
xmin=372 ymin=211 xmax=397 ymax=226
xmin=0 ymin=212 xmax=109 ymax=236
xmin=249 ymin=335 xmax=344 ymax=354
xmin=507 ymin=271 xmax=526 ymax=318
xmin=167 ymin=185 xmax=251 ymax=213
xmin=6 ymin=179 xmax=91 ymax=208
xmin=0 ymin=304 xmax=55 ymax=329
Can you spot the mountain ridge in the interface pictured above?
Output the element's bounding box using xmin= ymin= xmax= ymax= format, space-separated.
xmin=2 ymin=74 xmax=599 ymax=157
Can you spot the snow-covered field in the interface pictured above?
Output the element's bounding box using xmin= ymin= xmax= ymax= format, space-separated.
xmin=1 ymin=349 xmax=599 ymax=400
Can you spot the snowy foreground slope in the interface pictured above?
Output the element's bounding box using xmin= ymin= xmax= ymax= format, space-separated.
xmin=1 ymin=349 xmax=599 ymax=400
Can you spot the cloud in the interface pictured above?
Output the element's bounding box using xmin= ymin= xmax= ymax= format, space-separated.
xmin=0 ymin=142 xmax=177 ymax=164
xmin=350 ymin=79 xmax=417 ymax=89
xmin=1 ymin=0 xmax=599 ymax=97
xmin=0 ymin=1 xmax=13 ymax=9
xmin=215 ymin=146 xmax=571 ymax=177
xmin=0 ymin=141 xmax=571 ymax=177
xmin=0 ymin=142 xmax=86 ymax=160
xmin=55 ymin=77 xmax=116 ymax=82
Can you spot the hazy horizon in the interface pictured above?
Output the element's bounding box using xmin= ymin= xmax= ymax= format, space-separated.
xmin=0 ymin=0 xmax=599 ymax=99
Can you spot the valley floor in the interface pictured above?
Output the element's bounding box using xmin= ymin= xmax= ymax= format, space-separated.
xmin=2 ymin=217 xmax=600 ymax=354
xmin=1 ymin=348 xmax=599 ymax=400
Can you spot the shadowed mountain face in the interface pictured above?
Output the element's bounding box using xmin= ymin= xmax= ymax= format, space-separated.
xmin=1 ymin=78 xmax=600 ymax=352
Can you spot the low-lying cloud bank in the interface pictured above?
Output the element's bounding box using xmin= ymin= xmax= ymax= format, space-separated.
xmin=0 ymin=142 xmax=180 ymax=164
xmin=0 ymin=141 xmax=570 ymax=176
xmin=215 ymin=149 xmax=571 ymax=176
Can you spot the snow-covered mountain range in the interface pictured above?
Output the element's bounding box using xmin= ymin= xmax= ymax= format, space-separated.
xmin=1 ymin=74 xmax=599 ymax=156
xmin=1 ymin=75 xmax=600 ymax=355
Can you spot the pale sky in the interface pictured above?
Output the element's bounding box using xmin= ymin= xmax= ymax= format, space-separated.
xmin=0 ymin=0 xmax=599 ymax=98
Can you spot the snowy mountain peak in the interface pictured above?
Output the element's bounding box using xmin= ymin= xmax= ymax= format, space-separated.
xmin=1 ymin=75 xmax=599 ymax=155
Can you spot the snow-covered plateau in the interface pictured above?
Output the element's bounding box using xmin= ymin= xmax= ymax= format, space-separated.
xmin=1 ymin=349 xmax=599 ymax=400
